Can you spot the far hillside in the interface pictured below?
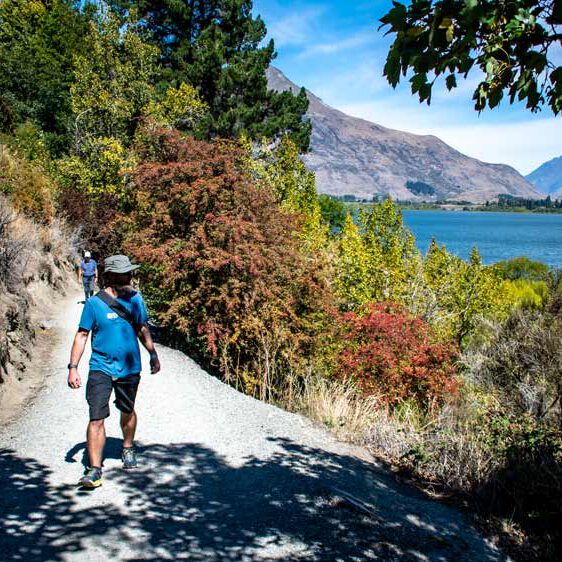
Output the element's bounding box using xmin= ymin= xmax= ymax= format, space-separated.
xmin=526 ymin=156 xmax=562 ymax=197
xmin=267 ymin=67 xmax=541 ymax=204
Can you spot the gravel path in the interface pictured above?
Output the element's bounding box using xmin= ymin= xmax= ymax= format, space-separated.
xmin=0 ymin=292 xmax=509 ymax=562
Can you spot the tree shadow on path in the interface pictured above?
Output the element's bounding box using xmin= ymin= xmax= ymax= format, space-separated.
xmin=65 ymin=437 xmax=130 ymax=468
xmin=0 ymin=438 xmax=506 ymax=561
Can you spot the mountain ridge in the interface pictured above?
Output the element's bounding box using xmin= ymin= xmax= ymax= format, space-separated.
xmin=267 ymin=67 xmax=541 ymax=203
xmin=526 ymin=156 xmax=562 ymax=197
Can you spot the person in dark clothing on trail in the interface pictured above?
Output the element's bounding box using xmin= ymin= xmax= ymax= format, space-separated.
xmin=79 ymin=251 xmax=97 ymax=302
xmin=67 ymin=255 xmax=161 ymax=488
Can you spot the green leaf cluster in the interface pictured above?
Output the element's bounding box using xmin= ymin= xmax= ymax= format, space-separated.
xmin=493 ymin=256 xmax=550 ymax=281
xmin=0 ymin=0 xmax=91 ymax=153
xmin=335 ymin=198 xmax=419 ymax=308
xmin=57 ymin=136 xmax=134 ymax=200
xmin=145 ymin=83 xmax=209 ymax=131
xmin=318 ymin=194 xmax=347 ymax=232
xmin=381 ymin=0 xmax=562 ymax=114
xmin=423 ymin=240 xmax=509 ymax=343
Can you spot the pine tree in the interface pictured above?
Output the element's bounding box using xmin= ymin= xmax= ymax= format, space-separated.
xmin=107 ymin=0 xmax=311 ymax=149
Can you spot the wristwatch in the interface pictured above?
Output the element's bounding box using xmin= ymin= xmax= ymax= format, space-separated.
xmin=67 ymin=363 xmax=78 ymax=369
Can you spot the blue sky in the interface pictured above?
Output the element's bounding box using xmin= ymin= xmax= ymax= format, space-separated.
xmin=253 ymin=0 xmax=562 ymax=175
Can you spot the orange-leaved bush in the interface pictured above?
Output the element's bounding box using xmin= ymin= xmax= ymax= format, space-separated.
xmin=121 ymin=127 xmax=333 ymax=399
xmin=337 ymin=302 xmax=459 ymax=409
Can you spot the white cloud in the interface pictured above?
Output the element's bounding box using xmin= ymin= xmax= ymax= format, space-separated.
xmin=265 ymin=6 xmax=326 ymax=47
xmin=297 ymin=32 xmax=374 ymax=58
xmin=429 ymin=119 xmax=562 ymax=175
xmin=338 ymin=100 xmax=562 ymax=175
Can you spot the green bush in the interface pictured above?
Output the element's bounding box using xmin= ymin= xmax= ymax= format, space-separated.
xmin=318 ymin=194 xmax=347 ymax=232
xmin=0 ymin=145 xmax=54 ymax=223
xmin=494 ymin=256 xmax=549 ymax=281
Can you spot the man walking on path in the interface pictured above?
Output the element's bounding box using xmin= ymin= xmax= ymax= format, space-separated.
xmin=67 ymin=255 xmax=161 ymax=488
xmin=79 ymin=251 xmax=97 ymax=302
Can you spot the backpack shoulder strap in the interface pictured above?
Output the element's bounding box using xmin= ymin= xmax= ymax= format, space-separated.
xmin=94 ymin=290 xmax=140 ymax=333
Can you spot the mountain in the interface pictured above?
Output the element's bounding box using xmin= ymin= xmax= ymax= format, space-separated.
xmin=526 ymin=156 xmax=562 ymax=197
xmin=267 ymin=67 xmax=541 ymax=203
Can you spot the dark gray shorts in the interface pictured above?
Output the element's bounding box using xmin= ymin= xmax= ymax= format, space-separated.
xmin=86 ymin=371 xmax=140 ymax=420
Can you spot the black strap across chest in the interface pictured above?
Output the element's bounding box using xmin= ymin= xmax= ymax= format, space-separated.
xmin=94 ymin=290 xmax=141 ymax=333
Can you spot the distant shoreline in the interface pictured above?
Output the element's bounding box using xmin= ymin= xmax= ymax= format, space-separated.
xmin=342 ymin=202 xmax=562 ymax=214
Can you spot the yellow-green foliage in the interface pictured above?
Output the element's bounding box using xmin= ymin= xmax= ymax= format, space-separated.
xmin=145 ymin=83 xmax=208 ymax=130
xmin=335 ymin=198 xmax=419 ymax=308
xmin=0 ymin=144 xmax=54 ymax=222
xmin=70 ymin=14 xmax=158 ymax=144
xmin=334 ymin=207 xmax=519 ymax=344
xmin=494 ymin=256 xmax=549 ymax=282
xmin=269 ymin=138 xmax=318 ymax=214
xmin=245 ymin=136 xmax=327 ymax=250
xmin=503 ymin=279 xmax=548 ymax=309
xmin=8 ymin=122 xmax=51 ymax=163
xmin=57 ymin=136 xmax=134 ymax=201
xmin=424 ymin=241 xmax=510 ymax=343
xmin=335 ymin=214 xmax=374 ymax=306
xmin=362 ymin=198 xmax=418 ymax=299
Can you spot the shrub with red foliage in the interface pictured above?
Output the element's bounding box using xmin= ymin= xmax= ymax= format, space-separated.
xmin=58 ymin=186 xmax=122 ymax=256
xmin=338 ymin=302 xmax=459 ymax=409
xmin=119 ymin=127 xmax=332 ymax=398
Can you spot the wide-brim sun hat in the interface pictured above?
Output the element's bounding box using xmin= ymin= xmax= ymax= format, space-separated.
xmin=104 ymin=254 xmax=140 ymax=274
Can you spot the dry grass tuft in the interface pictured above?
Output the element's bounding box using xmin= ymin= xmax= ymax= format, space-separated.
xmin=0 ymin=196 xmax=35 ymax=290
xmin=297 ymin=375 xmax=504 ymax=491
xmin=0 ymin=195 xmax=76 ymax=292
xmin=298 ymin=376 xmax=383 ymax=441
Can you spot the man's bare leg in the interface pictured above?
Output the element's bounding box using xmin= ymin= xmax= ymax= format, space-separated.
xmin=87 ymin=419 xmax=106 ymax=467
xmin=121 ymin=410 xmax=137 ymax=448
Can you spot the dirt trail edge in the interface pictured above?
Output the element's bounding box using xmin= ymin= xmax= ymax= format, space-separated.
xmin=0 ymin=293 xmax=509 ymax=562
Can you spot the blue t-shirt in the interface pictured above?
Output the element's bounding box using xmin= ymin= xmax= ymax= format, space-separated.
xmin=78 ymin=291 xmax=149 ymax=378
xmin=80 ymin=259 xmax=97 ymax=277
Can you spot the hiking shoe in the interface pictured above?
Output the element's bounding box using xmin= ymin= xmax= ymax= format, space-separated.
xmin=122 ymin=446 xmax=137 ymax=469
xmin=78 ymin=467 xmax=103 ymax=488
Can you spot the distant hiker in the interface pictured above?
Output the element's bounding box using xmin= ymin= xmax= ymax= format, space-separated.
xmin=67 ymin=254 xmax=161 ymax=488
xmin=79 ymin=251 xmax=97 ymax=302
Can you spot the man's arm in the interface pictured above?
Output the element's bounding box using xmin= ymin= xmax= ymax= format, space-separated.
xmin=68 ymin=329 xmax=89 ymax=389
xmin=137 ymin=324 xmax=161 ymax=374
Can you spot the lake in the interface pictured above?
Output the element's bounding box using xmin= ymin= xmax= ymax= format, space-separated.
xmin=401 ymin=211 xmax=562 ymax=267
